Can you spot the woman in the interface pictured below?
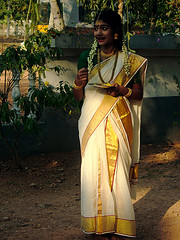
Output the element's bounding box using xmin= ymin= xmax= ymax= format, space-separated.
xmin=73 ymin=10 xmax=147 ymax=240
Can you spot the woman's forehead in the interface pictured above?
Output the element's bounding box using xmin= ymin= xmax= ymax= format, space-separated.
xmin=94 ymin=20 xmax=110 ymax=26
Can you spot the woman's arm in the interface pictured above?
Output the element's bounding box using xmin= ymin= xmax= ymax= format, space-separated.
xmin=73 ymin=68 xmax=88 ymax=102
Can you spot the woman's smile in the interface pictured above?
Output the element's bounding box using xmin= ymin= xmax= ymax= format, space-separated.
xmin=94 ymin=20 xmax=114 ymax=49
xmin=96 ymin=37 xmax=105 ymax=43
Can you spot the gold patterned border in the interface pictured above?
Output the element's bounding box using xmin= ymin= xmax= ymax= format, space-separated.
xmin=81 ymin=215 xmax=136 ymax=237
xmin=105 ymin=117 xmax=119 ymax=191
xmin=114 ymin=53 xmax=147 ymax=87
xmin=81 ymin=95 xmax=118 ymax=156
xmin=112 ymin=97 xmax=133 ymax=150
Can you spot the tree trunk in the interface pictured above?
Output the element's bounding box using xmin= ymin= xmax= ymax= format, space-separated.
xmin=49 ymin=0 xmax=65 ymax=32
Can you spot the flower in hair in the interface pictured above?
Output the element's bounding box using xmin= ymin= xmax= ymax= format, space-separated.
xmin=87 ymin=39 xmax=98 ymax=74
xmin=122 ymin=41 xmax=130 ymax=76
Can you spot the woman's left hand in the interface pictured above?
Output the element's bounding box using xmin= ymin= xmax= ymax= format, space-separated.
xmin=106 ymin=83 xmax=120 ymax=97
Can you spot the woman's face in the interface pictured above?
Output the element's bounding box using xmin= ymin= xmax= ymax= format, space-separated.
xmin=94 ymin=20 xmax=114 ymax=48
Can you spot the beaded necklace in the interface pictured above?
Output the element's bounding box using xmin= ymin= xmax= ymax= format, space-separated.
xmin=97 ymin=48 xmax=118 ymax=83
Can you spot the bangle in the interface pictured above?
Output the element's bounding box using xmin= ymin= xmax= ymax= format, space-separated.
xmin=73 ymin=81 xmax=83 ymax=89
xmin=124 ymin=88 xmax=132 ymax=98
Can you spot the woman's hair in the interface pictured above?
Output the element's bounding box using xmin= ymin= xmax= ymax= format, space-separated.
xmin=94 ymin=9 xmax=123 ymax=50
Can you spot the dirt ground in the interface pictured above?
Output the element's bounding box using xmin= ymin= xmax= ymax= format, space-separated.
xmin=0 ymin=143 xmax=180 ymax=240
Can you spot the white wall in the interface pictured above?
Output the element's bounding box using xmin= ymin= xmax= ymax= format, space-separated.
xmin=42 ymin=55 xmax=180 ymax=98
xmin=144 ymin=57 xmax=179 ymax=98
xmin=42 ymin=58 xmax=78 ymax=87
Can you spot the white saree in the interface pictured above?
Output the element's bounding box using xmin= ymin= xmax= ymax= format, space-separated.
xmin=78 ymin=51 xmax=147 ymax=237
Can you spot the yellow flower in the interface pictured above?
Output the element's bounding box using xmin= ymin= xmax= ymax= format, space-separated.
xmin=69 ymin=110 xmax=72 ymax=115
xmin=44 ymin=81 xmax=49 ymax=86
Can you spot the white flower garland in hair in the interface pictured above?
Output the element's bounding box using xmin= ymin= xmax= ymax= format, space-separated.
xmin=122 ymin=40 xmax=130 ymax=76
xmin=87 ymin=39 xmax=98 ymax=74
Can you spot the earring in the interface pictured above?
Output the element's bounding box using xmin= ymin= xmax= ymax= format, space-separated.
xmin=114 ymin=33 xmax=118 ymax=40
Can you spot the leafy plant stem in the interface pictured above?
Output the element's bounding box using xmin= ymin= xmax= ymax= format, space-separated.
xmin=24 ymin=0 xmax=32 ymax=42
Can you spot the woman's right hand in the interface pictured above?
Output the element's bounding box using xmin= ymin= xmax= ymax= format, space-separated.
xmin=75 ymin=68 xmax=88 ymax=88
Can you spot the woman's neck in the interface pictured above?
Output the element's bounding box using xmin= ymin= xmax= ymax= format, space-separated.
xmin=100 ymin=45 xmax=116 ymax=60
xmin=100 ymin=45 xmax=115 ymax=54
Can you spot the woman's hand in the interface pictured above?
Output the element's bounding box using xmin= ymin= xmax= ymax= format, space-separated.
xmin=75 ymin=68 xmax=88 ymax=88
xmin=106 ymin=82 xmax=143 ymax=101
xmin=106 ymin=83 xmax=120 ymax=97
xmin=73 ymin=68 xmax=88 ymax=102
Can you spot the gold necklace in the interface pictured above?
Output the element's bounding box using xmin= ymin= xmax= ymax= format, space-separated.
xmin=100 ymin=48 xmax=116 ymax=59
xmin=97 ymin=48 xmax=118 ymax=84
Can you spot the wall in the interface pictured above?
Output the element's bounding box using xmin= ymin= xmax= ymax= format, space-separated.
xmin=44 ymin=33 xmax=180 ymax=145
xmin=130 ymin=35 xmax=180 ymax=143
xmin=61 ymin=0 xmax=79 ymax=27
xmin=1 ymin=34 xmax=180 ymax=159
xmin=137 ymin=49 xmax=180 ymax=144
